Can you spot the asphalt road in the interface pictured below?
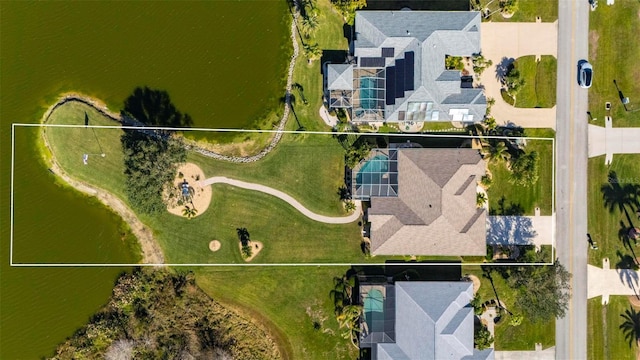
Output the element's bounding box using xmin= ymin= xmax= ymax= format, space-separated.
xmin=555 ymin=0 xmax=590 ymax=359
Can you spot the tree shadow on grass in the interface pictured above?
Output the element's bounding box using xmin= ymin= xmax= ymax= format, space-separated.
xmin=123 ymin=86 xmax=193 ymax=128
xmin=602 ymin=171 xmax=640 ymax=228
xmin=489 ymin=196 xmax=525 ymax=216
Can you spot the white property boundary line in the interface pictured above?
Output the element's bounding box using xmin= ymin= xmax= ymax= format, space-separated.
xmin=10 ymin=124 xmax=555 ymax=267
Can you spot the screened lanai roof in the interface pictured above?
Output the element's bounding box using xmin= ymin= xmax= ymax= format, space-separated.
xmin=352 ymin=149 xmax=399 ymax=200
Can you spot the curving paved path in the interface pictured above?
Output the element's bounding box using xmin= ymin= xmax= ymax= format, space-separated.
xmin=201 ymin=176 xmax=361 ymax=224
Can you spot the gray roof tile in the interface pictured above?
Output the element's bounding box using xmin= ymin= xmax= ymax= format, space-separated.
xmin=368 ymin=148 xmax=487 ymax=256
xmin=372 ymin=282 xmax=491 ymax=360
xmin=351 ymin=10 xmax=486 ymax=122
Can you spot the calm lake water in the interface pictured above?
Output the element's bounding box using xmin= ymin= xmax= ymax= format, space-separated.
xmin=0 ymin=1 xmax=289 ymax=357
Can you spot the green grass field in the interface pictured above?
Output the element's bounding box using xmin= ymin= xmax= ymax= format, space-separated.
xmin=511 ymin=55 xmax=557 ymax=108
xmin=45 ymin=101 xmax=371 ymax=264
xmin=463 ymin=265 xmax=555 ymax=350
xmin=589 ymin=1 xmax=640 ymax=127
xmin=588 ymin=296 xmax=637 ymax=360
xmin=196 ymin=266 xmax=357 ymax=360
xmin=588 ymin=154 xmax=640 ymax=267
xmin=479 ymin=0 xmax=558 ymax=23
xmin=487 ymin=128 xmax=555 ymax=216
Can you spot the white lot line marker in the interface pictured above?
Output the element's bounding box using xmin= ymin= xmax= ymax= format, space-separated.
xmin=11 ymin=123 xmax=555 ymax=267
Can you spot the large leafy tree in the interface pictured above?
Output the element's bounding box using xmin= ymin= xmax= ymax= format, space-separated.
xmin=122 ymin=131 xmax=186 ymax=214
xmin=507 ymin=260 xmax=571 ymax=323
xmin=120 ymin=88 xmax=191 ymax=214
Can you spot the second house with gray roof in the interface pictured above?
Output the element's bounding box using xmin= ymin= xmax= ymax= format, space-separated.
xmin=325 ymin=10 xmax=486 ymax=124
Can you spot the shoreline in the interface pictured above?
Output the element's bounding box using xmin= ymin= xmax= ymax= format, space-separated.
xmin=38 ymin=8 xmax=301 ymax=264
xmin=39 ymin=118 xmax=165 ymax=265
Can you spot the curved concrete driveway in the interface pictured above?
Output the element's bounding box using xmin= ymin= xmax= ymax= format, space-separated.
xmin=480 ymin=22 xmax=558 ymax=129
xmin=201 ymin=176 xmax=361 ymax=224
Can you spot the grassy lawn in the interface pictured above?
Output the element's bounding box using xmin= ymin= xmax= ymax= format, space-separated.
xmin=463 ymin=265 xmax=555 ymax=350
xmin=195 ymin=266 xmax=357 ymax=360
xmin=588 ymin=296 xmax=637 ymax=360
xmin=479 ymin=0 xmax=558 ymax=22
xmin=289 ymin=0 xmax=349 ymax=133
xmin=511 ymin=55 xmax=557 ymax=108
xmin=45 ymin=101 xmax=371 ymax=264
xmin=588 ymin=154 xmax=640 ymax=267
xmin=487 ymin=128 xmax=555 ymax=215
xmin=589 ymin=1 xmax=640 ymax=127
xmin=421 ymin=122 xmax=467 ymax=132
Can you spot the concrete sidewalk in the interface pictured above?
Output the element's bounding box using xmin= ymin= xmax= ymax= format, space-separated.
xmin=588 ymin=119 xmax=640 ymax=164
xmin=495 ymin=346 xmax=555 ymax=360
xmin=487 ymin=214 xmax=555 ymax=249
xmin=588 ymin=259 xmax=640 ymax=304
xmin=201 ymin=176 xmax=361 ymax=224
xmin=480 ymin=22 xmax=558 ymax=129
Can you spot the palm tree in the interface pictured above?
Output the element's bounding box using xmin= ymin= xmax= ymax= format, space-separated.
xmin=500 ymin=0 xmax=518 ymax=15
xmin=620 ymin=307 xmax=640 ymax=349
xmin=303 ymin=42 xmax=322 ymax=63
xmin=477 ymin=192 xmax=488 ymax=208
xmin=483 ymin=141 xmax=511 ymax=163
xmin=292 ymin=83 xmax=308 ymax=105
xmin=236 ymin=227 xmax=250 ymax=246
xmin=301 ymin=11 xmax=318 ymax=38
xmin=483 ymin=116 xmax=497 ymax=134
xmin=602 ymin=171 xmax=640 ymax=227
xmin=182 ymin=205 xmax=197 ymax=219
xmin=336 ymin=304 xmax=362 ymax=347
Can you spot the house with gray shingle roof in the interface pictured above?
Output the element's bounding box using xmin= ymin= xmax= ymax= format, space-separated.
xmin=352 ymin=147 xmax=487 ymax=256
xmin=360 ymin=281 xmax=494 ymax=360
xmin=325 ymin=10 xmax=486 ymax=124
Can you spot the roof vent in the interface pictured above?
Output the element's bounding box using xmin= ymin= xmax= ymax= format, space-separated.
xmin=406 ymin=30 xmax=410 ymax=36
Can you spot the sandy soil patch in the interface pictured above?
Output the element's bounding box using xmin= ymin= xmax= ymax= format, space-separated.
xmin=166 ymin=163 xmax=212 ymax=218
xmin=209 ymin=240 xmax=221 ymax=252
xmin=465 ymin=274 xmax=482 ymax=294
xmin=239 ymin=241 xmax=264 ymax=262
xmin=589 ymin=30 xmax=599 ymax=60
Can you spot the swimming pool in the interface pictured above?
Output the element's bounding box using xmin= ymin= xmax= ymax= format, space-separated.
xmin=360 ymin=77 xmax=376 ymax=109
xmin=363 ymin=289 xmax=384 ymax=332
xmin=360 ymin=154 xmax=388 ymax=174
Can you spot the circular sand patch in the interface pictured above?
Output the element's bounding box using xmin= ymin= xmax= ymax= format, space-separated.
xmin=209 ymin=240 xmax=221 ymax=252
xmin=166 ymin=163 xmax=212 ymax=218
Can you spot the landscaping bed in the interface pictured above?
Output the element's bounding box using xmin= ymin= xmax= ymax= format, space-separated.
xmin=478 ymin=0 xmax=558 ymax=23
xmin=487 ymin=128 xmax=555 ymax=216
xmin=506 ymin=55 xmax=557 ymax=108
